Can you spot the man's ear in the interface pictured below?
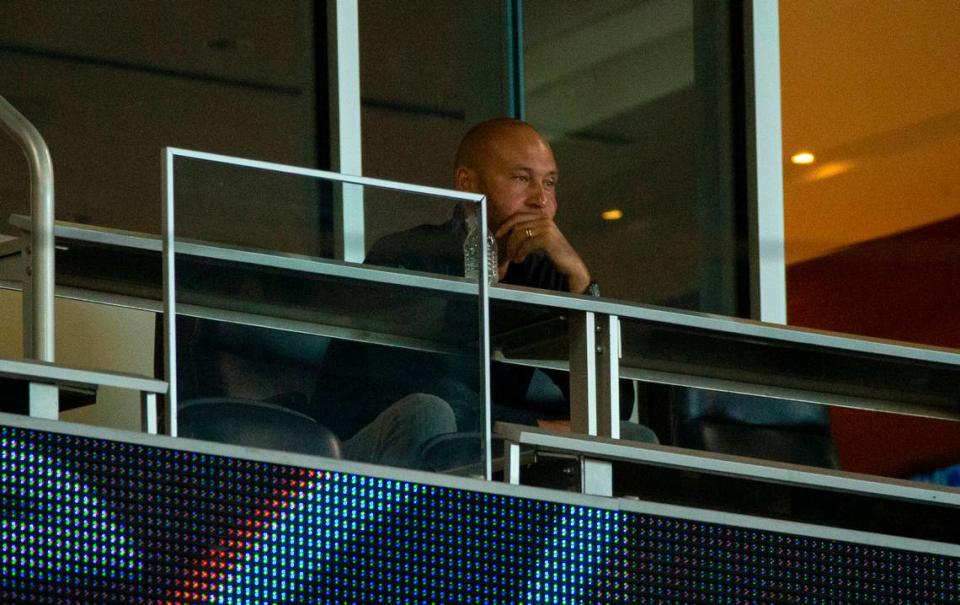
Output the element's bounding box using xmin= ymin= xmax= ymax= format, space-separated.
xmin=454 ymin=166 xmax=474 ymax=192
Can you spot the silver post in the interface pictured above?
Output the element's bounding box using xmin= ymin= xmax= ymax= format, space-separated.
xmin=569 ymin=311 xmax=597 ymax=435
xmin=0 ymin=94 xmax=55 ymax=362
xmin=596 ymin=314 xmax=620 ymax=439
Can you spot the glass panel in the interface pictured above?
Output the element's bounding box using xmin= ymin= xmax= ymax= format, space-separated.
xmin=169 ymin=154 xmax=486 ymax=475
xmin=358 ymin=0 xmax=743 ymax=311
xmin=358 ymin=0 xmax=513 ymax=237
xmin=522 ymin=0 xmax=741 ymax=313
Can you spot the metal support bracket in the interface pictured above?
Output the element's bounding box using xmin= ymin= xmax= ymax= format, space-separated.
xmin=569 ymin=311 xmax=597 ymax=434
xmin=581 ymin=458 xmax=613 ymax=496
xmin=570 ymin=311 xmax=621 ymax=439
xmin=504 ymin=440 xmax=522 ymax=485
xmin=597 ymin=314 xmax=621 ymax=439
xmin=28 ymin=382 xmax=58 ymax=420
xmin=141 ymin=392 xmax=159 ymax=434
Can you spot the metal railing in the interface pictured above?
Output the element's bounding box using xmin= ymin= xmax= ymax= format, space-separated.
xmin=0 ymin=95 xmax=169 ymax=431
xmin=0 ymin=94 xmax=55 ymax=362
xmin=0 ymin=357 xmax=167 ymax=433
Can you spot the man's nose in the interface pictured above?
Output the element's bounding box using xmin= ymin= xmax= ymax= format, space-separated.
xmin=527 ymin=183 xmax=547 ymax=209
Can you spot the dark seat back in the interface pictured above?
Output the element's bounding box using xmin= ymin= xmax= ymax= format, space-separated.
xmin=665 ymin=387 xmax=839 ymax=468
xmin=179 ymin=398 xmax=341 ymax=457
xmin=177 ymin=317 xmax=329 ymax=410
xmin=175 ymin=317 xmax=339 ymax=456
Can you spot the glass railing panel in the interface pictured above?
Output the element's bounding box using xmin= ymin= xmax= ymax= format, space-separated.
xmin=486 ymin=284 xmax=960 ymax=485
xmin=167 ymin=150 xmax=490 ymax=476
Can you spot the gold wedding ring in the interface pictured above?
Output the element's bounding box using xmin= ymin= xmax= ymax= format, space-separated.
xmin=524 ymin=227 xmax=535 ymax=239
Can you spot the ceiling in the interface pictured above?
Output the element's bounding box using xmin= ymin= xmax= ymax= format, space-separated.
xmin=780 ymin=0 xmax=960 ymax=264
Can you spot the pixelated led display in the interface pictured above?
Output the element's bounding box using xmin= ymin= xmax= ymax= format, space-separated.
xmin=1 ymin=423 xmax=957 ymax=604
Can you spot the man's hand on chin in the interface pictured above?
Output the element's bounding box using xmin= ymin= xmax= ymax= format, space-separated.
xmin=495 ymin=212 xmax=592 ymax=293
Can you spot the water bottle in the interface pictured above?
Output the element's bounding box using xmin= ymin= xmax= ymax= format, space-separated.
xmin=463 ymin=213 xmax=497 ymax=285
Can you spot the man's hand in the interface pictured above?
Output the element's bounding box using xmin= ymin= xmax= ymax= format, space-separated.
xmin=495 ymin=212 xmax=592 ymax=294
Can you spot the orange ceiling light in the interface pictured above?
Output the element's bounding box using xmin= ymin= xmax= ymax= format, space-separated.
xmin=601 ymin=209 xmax=623 ymax=221
xmin=805 ymin=160 xmax=854 ymax=182
xmin=791 ymin=151 xmax=816 ymax=164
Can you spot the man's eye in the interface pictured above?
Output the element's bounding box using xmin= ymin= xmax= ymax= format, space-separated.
xmin=545 ymin=180 xmax=557 ymax=188
xmin=512 ymin=175 xmax=529 ymax=182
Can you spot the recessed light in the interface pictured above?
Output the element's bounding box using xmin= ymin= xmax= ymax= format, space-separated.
xmin=601 ymin=209 xmax=623 ymax=221
xmin=791 ymin=151 xmax=816 ymax=164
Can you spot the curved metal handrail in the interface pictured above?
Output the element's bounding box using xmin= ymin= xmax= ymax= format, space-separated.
xmin=0 ymin=94 xmax=54 ymax=362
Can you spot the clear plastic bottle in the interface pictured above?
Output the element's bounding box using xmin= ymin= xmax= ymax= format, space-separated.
xmin=463 ymin=213 xmax=497 ymax=284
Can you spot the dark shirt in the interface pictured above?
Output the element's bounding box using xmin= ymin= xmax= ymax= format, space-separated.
xmin=310 ymin=214 xmax=575 ymax=439
xmin=364 ymin=214 xmax=568 ymax=290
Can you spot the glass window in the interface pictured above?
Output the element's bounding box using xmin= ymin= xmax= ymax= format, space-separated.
xmin=359 ymin=0 xmax=744 ymax=312
xmin=0 ymin=1 xmax=322 ymax=243
xmin=358 ymin=0 xmax=516 ymax=250
xmin=522 ymin=0 xmax=743 ymax=312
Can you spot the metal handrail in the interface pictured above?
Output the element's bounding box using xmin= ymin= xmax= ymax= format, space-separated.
xmin=496 ymin=422 xmax=960 ymax=514
xmin=0 ymin=356 xmax=168 ymax=434
xmin=0 ymin=357 xmax=167 ymax=394
xmin=0 ymin=94 xmax=55 ymax=362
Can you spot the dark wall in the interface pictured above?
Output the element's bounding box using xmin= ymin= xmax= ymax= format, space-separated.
xmin=0 ymin=1 xmax=325 ymax=254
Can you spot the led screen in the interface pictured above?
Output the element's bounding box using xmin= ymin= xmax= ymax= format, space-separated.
xmin=0 ymin=422 xmax=957 ymax=604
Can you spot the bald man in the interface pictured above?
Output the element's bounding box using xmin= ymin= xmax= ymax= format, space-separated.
xmin=453 ymin=118 xmax=594 ymax=294
xmin=363 ymin=118 xmax=597 ymax=296
xmin=310 ymin=119 xmax=630 ymax=470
